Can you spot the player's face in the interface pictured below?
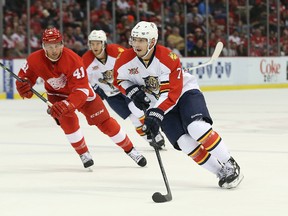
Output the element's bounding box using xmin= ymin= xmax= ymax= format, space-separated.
xmin=130 ymin=37 xmax=149 ymax=58
xmin=43 ymin=42 xmax=63 ymax=61
xmin=89 ymin=41 xmax=103 ymax=56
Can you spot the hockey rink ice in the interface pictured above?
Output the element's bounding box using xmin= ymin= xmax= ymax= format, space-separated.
xmin=0 ymin=88 xmax=287 ymax=216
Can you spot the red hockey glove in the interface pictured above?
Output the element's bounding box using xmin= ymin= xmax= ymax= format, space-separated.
xmin=15 ymin=78 xmax=33 ymax=99
xmin=49 ymin=100 xmax=76 ymax=119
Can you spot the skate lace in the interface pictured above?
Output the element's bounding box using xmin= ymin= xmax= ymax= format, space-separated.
xmin=127 ymin=148 xmax=143 ymax=163
xmin=218 ymin=158 xmax=238 ymax=179
xmin=217 ymin=165 xmax=235 ymax=179
xmin=80 ymin=152 xmax=92 ymax=163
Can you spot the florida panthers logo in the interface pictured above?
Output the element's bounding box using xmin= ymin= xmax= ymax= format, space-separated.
xmin=144 ymin=76 xmax=159 ymax=91
xmin=47 ymin=73 xmax=67 ymax=90
xmin=143 ymin=76 xmax=160 ymax=99
xmin=98 ymin=69 xmax=115 ymax=89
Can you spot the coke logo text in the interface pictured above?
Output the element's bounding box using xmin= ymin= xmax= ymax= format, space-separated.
xmin=260 ymin=59 xmax=280 ymax=75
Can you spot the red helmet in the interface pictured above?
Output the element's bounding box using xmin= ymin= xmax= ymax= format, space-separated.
xmin=42 ymin=27 xmax=63 ymax=43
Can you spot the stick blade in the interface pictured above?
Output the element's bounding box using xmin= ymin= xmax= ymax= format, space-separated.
xmin=152 ymin=192 xmax=172 ymax=203
xmin=211 ymin=41 xmax=224 ymax=60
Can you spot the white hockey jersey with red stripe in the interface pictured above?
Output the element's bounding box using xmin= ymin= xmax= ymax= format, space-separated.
xmin=82 ymin=44 xmax=126 ymax=97
xmin=114 ymin=45 xmax=200 ymax=114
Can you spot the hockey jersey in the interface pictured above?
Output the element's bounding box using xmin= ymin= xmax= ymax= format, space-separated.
xmin=82 ymin=44 xmax=125 ymax=97
xmin=18 ymin=47 xmax=95 ymax=107
xmin=114 ymin=45 xmax=200 ymax=114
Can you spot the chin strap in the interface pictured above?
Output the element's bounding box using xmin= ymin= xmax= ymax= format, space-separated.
xmin=97 ymin=42 xmax=106 ymax=58
xmin=132 ymin=39 xmax=156 ymax=59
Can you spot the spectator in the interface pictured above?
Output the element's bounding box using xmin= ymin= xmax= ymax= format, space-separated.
xmin=73 ymin=26 xmax=86 ymax=45
xmin=63 ymin=26 xmax=76 ymax=50
xmin=167 ymin=40 xmax=183 ymax=57
xmin=250 ymin=28 xmax=266 ymax=56
xmin=3 ymin=26 xmax=15 ymax=57
xmin=229 ymin=30 xmax=241 ymax=45
xmin=187 ymin=6 xmax=204 ymax=24
xmin=73 ymin=41 xmax=87 ymax=57
xmin=189 ymin=38 xmax=206 ymax=57
xmin=117 ymin=0 xmax=130 ymax=14
xmin=29 ymin=29 xmax=41 ymax=52
xmin=166 ymin=26 xmax=185 ymax=56
xmin=2 ymin=0 xmax=288 ymax=58
xmin=222 ymin=42 xmax=238 ymax=56
xmin=11 ymin=25 xmax=25 ymax=42
xmin=72 ymin=2 xmax=86 ymax=24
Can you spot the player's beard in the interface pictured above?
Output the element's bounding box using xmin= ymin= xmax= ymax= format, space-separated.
xmin=46 ymin=50 xmax=63 ymax=62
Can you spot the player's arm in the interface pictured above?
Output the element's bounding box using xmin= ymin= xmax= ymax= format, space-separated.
xmin=66 ymin=65 xmax=90 ymax=108
xmin=157 ymin=69 xmax=183 ymax=112
xmin=155 ymin=54 xmax=183 ymax=113
xmin=16 ymin=60 xmax=39 ymax=99
xmin=49 ymin=65 xmax=90 ymax=119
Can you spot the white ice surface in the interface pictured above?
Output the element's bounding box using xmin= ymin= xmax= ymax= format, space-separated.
xmin=0 ymin=89 xmax=288 ymax=216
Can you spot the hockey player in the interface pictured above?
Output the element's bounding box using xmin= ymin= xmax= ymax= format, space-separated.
xmin=15 ymin=27 xmax=147 ymax=169
xmin=114 ymin=21 xmax=244 ymax=189
xmin=82 ymin=30 xmax=165 ymax=149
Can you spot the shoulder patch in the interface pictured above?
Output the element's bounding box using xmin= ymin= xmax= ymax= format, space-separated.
xmin=118 ymin=47 xmax=125 ymax=53
xmin=168 ymin=52 xmax=178 ymax=61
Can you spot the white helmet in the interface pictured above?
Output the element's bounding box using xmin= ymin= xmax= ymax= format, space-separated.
xmin=88 ymin=30 xmax=107 ymax=56
xmin=88 ymin=30 xmax=107 ymax=42
xmin=130 ymin=21 xmax=158 ymax=43
xmin=130 ymin=21 xmax=158 ymax=58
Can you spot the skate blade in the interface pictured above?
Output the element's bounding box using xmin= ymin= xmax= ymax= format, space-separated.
xmin=222 ymin=173 xmax=244 ymax=189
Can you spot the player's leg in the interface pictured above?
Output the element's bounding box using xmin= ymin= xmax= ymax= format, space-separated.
xmin=179 ymin=89 xmax=243 ymax=188
xmin=177 ymin=134 xmax=223 ymax=174
xmin=48 ymin=95 xmax=93 ymax=168
xmin=80 ymin=96 xmax=147 ymax=167
xmin=161 ymin=108 xmax=223 ymax=178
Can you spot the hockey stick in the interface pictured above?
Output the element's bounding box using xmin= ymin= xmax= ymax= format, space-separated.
xmin=151 ymin=144 xmax=172 ymax=203
xmin=186 ymin=41 xmax=223 ymax=71
xmin=143 ymin=108 xmax=172 ymax=203
xmin=0 ymin=62 xmax=52 ymax=107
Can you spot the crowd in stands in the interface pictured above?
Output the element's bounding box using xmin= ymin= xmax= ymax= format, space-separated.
xmin=2 ymin=0 xmax=288 ymax=58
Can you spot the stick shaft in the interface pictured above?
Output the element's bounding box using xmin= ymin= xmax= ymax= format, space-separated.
xmin=142 ymin=107 xmax=172 ymax=201
xmin=186 ymin=41 xmax=223 ymax=71
xmin=153 ymin=146 xmax=172 ymax=196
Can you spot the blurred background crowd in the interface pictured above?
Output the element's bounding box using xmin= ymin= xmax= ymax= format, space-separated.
xmin=1 ymin=0 xmax=288 ymax=58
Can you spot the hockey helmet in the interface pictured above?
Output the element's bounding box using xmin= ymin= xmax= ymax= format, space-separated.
xmin=88 ymin=30 xmax=107 ymax=42
xmin=42 ymin=27 xmax=63 ymax=43
xmin=130 ymin=21 xmax=158 ymax=43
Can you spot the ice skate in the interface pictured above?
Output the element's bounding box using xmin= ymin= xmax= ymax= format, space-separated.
xmin=80 ymin=151 xmax=94 ymax=168
xmin=147 ymin=131 xmax=166 ymax=150
xmin=126 ymin=147 xmax=147 ymax=167
xmin=217 ymin=157 xmax=244 ymax=189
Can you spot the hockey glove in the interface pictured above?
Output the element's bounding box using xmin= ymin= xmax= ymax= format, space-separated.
xmin=92 ymin=84 xmax=107 ymax=100
xmin=15 ymin=78 xmax=33 ymax=99
xmin=47 ymin=108 xmax=61 ymax=125
xmin=126 ymin=85 xmax=150 ymax=110
xmin=142 ymin=108 xmax=164 ymax=138
xmin=49 ymin=100 xmax=76 ymax=119
xmin=147 ymin=131 xmax=165 ymax=149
